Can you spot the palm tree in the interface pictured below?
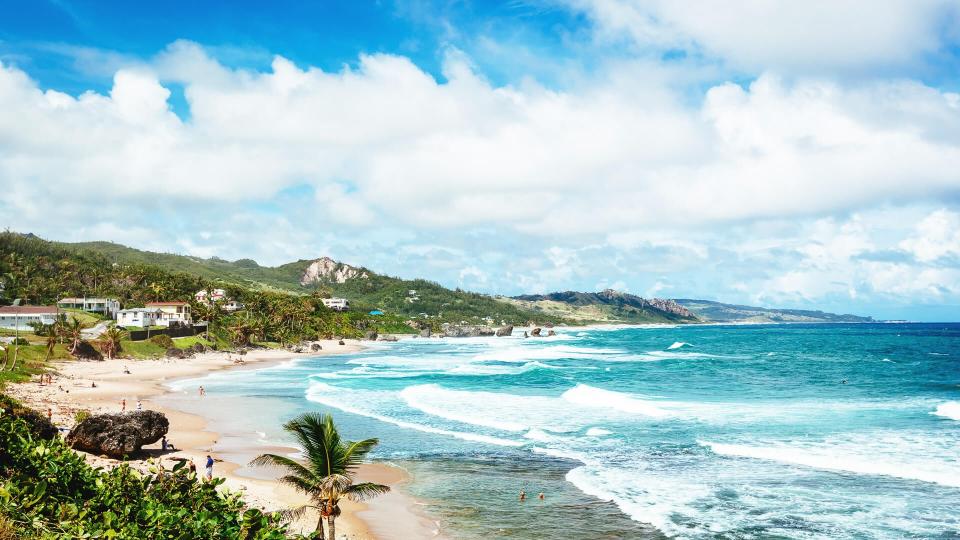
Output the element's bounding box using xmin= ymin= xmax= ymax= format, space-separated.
xmin=251 ymin=413 xmax=389 ymax=540
xmin=98 ymin=326 xmax=125 ymax=360
xmin=62 ymin=316 xmax=84 ymax=355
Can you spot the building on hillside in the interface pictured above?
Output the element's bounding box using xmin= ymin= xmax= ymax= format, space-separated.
xmin=321 ymin=298 xmax=349 ymax=311
xmin=194 ymin=289 xmax=227 ymax=304
xmin=146 ymin=301 xmax=192 ymax=326
xmin=57 ymin=297 xmax=120 ymax=318
xmin=116 ymin=308 xmax=163 ymax=328
xmin=0 ymin=305 xmax=58 ymax=330
xmin=221 ymin=300 xmax=244 ymax=312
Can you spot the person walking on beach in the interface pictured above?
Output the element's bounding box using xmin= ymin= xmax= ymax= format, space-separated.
xmin=205 ymin=455 xmax=214 ymax=480
xmin=199 ymin=385 xmax=205 ymax=397
xmin=136 ymin=399 xmax=142 ymax=411
xmin=121 ymin=398 xmax=126 ymax=412
xmin=47 ymin=407 xmax=52 ymax=421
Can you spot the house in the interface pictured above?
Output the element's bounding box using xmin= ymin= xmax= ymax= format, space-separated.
xmin=221 ymin=300 xmax=244 ymax=312
xmin=321 ymin=298 xmax=349 ymax=311
xmin=146 ymin=301 xmax=192 ymax=326
xmin=116 ymin=308 xmax=162 ymax=328
xmin=57 ymin=297 xmax=121 ymax=318
xmin=0 ymin=305 xmax=58 ymax=330
xmin=194 ymin=289 xmax=227 ymax=304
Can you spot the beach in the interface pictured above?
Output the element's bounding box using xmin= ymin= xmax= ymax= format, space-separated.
xmin=6 ymin=340 xmax=440 ymax=540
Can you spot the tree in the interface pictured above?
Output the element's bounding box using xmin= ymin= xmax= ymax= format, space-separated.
xmin=98 ymin=326 xmax=125 ymax=360
xmin=251 ymin=413 xmax=389 ymax=540
xmin=62 ymin=316 xmax=84 ymax=355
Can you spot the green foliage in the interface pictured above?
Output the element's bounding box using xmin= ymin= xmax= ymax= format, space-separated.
xmin=118 ymin=340 xmax=167 ymax=360
xmin=73 ymin=410 xmax=91 ymax=424
xmin=0 ymin=403 xmax=298 ymax=539
xmin=150 ymin=334 xmax=175 ymax=349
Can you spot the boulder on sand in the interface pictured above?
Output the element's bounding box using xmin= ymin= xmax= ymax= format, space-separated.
xmin=311 ymin=343 xmax=322 ymax=352
xmin=420 ymin=328 xmax=431 ymax=338
xmin=66 ymin=411 xmax=169 ymax=459
xmin=495 ymin=325 xmax=514 ymax=337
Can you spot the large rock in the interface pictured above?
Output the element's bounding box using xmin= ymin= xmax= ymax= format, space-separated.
xmin=495 ymin=325 xmax=513 ymax=337
xmin=66 ymin=411 xmax=169 ymax=459
xmin=443 ymin=325 xmax=496 ymax=338
xmin=530 ymin=327 xmax=542 ymax=337
xmin=364 ymin=330 xmax=378 ymax=341
xmin=419 ymin=328 xmax=431 ymax=338
xmin=310 ymin=343 xmax=323 ymax=352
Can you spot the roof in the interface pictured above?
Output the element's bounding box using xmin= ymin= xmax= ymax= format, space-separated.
xmin=147 ymin=301 xmax=189 ymax=306
xmin=58 ymin=297 xmax=115 ymax=303
xmin=118 ymin=308 xmax=162 ymax=314
xmin=0 ymin=306 xmax=58 ymax=315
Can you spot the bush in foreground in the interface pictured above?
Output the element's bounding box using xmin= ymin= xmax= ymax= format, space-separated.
xmin=0 ymin=396 xmax=299 ymax=539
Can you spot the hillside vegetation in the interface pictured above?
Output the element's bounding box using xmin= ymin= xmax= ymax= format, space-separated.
xmin=505 ymin=290 xmax=700 ymax=324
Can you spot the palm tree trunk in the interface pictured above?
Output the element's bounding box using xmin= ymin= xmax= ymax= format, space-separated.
xmin=327 ymin=515 xmax=335 ymax=540
xmin=315 ymin=512 xmax=324 ymax=539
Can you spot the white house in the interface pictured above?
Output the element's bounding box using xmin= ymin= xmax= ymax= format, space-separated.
xmin=0 ymin=305 xmax=58 ymax=330
xmin=146 ymin=301 xmax=193 ymax=326
xmin=321 ymin=298 xmax=349 ymax=311
xmin=116 ymin=308 xmax=162 ymax=328
xmin=221 ymin=300 xmax=244 ymax=312
xmin=57 ymin=297 xmax=120 ymax=318
xmin=194 ymin=289 xmax=227 ymax=304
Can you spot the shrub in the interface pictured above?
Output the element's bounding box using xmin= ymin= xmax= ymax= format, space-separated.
xmin=74 ymin=409 xmax=91 ymax=424
xmin=0 ymin=402 xmax=294 ymax=539
xmin=150 ymin=334 xmax=175 ymax=348
xmin=0 ymin=513 xmax=15 ymax=540
xmin=9 ymin=338 xmax=29 ymax=346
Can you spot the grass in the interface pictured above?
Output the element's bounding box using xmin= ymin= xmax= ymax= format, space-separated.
xmin=0 ymin=344 xmax=71 ymax=388
xmin=118 ymin=340 xmax=166 ymax=359
xmin=60 ymin=309 xmax=104 ymax=326
xmin=172 ymin=335 xmax=213 ymax=349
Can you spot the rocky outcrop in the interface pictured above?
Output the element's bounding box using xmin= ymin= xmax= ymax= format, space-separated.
xmin=300 ymin=257 xmax=369 ymax=286
xmin=419 ymin=328 xmax=431 ymax=338
xmin=495 ymin=325 xmax=513 ymax=337
xmin=646 ymin=298 xmax=696 ymax=318
xmin=311 ymin=343 xmax=323 ymax=352
xmin=547 ymin=330 xmax=556 ymax=336
xmin=74 ymin=341 xmax=103 ymax=361
xmin=67 ymin=411 xmax=169 ymax=459
xmin=166 ymin=347 xmax=186 ymax=359
xmin=364 ymin=330 xmax=378 ymax=341
xmin=378 ymin=335 xmax=399 ymax=342
xmin=530 ymin=327 xmax=542 ymax=337
xmin=442 ymin=325 xmax=496 ymax=338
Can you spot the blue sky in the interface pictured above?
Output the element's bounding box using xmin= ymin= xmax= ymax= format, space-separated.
xmin=2 ymin=0 xmax=960 ymax=320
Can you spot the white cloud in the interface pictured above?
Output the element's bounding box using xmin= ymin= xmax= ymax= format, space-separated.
xmin=563 ymin=0 xmax=960 ymax=73
xmin=900 ymin=209 xmax=960 ymax=262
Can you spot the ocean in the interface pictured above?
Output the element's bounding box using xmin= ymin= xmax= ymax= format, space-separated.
xmin=165 ymin=323 xmax=960 ymax=539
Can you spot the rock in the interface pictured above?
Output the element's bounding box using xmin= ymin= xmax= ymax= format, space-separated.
xmin=191 ymin=343 xmax=205 ymax=354
xmin=495 ymin=325 xmax=514 ymax=337
xmin=530 ymin=327 xmax=542 ymax=337
xmin=166 ymin=347 xmax=185 ymax=359
xmin=419 ymin=328 xmax=431 ymax=338
xmin=443 ymin=325 xmax=496 ymax=338
xmin=66 ymin=411 xmax=169 ymax=459
xmin=544 ymin=322 xmax=555 ymax=328
xmin=547 ymin=330 xmax=556 ymax=337
xmin=523 ymin=331 xmax=529 ymax=338
xmin=311 ymin=343 xmax=322 ymax=352
xmin=299 ymin=257 xmax=370 ymax=286
xmin=364 ymin=330 xmax=378 ymax=341
xmin=378 ymin=335 xmax=399 ymax=342
xmin=338 ymin=340 xmax=346 ymax=345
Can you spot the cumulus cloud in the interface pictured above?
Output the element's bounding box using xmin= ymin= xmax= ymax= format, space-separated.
xmin=1 ymin=39 xmax=959 ymax=317
xmin=562 ymin=0 xmax=960 ymax=73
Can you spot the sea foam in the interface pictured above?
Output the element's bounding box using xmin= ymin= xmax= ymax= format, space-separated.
xmin=932 ymin=401 xmax=960 ymax=421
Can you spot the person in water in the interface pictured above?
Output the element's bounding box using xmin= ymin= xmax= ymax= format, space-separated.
xmin=538 ymin=492 xmax=545 ymax=500
xmin=519 ymin=490 xmax=526 ymax=502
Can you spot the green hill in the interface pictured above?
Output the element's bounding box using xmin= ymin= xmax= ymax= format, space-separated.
xmin=502 ymin=289 xmax=701 ymax=324
xmin=675 ymin=299 xmax=874 ymax=323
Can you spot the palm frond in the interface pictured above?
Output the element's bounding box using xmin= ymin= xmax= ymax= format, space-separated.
xmin=345 ymin=482 xmax=391 ymax=502
xmin=278 ymin=504 xmax=314 ymax=522
xmin=250 ymin=453 xmax=316 ymax=484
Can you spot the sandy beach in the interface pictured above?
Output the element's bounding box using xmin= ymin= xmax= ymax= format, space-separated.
xmin=6 ymin=340 xmax=441 ymax=540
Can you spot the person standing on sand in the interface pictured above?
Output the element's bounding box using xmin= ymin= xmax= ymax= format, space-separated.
xmin=136 ymin=399 xmax=142 ymax=411
xmin=121 ymin=398 xmax=126 ymax=412
xmin=47 ymin=407 xmax=52 ymax=421
xmin=205 ymin=455 xmax=214 ymax=480
xmin=199 ymin=385 xmax=205 ymax=397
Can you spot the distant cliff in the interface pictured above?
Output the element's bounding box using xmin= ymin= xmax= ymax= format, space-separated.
xmin=505 ymin=289 xmax=700 ymax=324
xmin=675 ymin=299 xmax=874 ymax=323
xmin=299 ymin=257 xmax=369 ymax=285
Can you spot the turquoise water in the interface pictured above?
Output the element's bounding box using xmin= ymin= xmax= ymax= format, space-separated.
xmin=169 ymin=324 xmax=960 ymax=538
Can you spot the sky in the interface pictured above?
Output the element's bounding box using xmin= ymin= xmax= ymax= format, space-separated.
xmin=1 ymin=1 xmax=960 ymax=321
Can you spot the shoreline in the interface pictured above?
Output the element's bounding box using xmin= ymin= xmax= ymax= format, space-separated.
xmin=6 ymin=341 xmax=441 ymax=540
